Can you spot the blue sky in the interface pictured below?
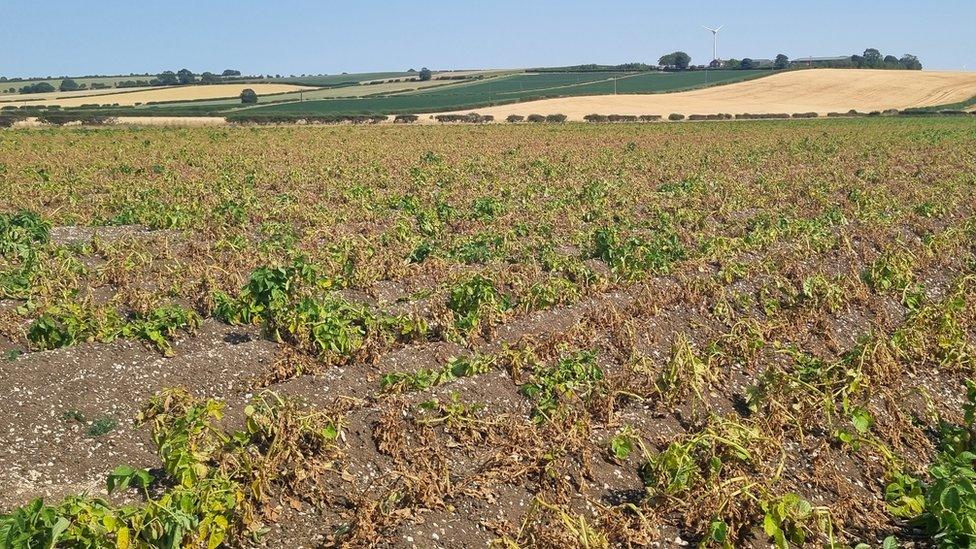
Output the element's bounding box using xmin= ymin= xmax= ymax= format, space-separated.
xmin=2 ymin=0 xmax=974 ymax=78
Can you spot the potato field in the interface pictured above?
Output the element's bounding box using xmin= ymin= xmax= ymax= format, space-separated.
xmin=0 ymin=117 xmax=975 ymax=548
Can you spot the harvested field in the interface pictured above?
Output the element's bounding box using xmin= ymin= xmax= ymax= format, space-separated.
xmin=0 ymin=83 xmax=316 ymax=107
xmin=0 ymin=86 xmax=154 ymax=103
xmin=0 ymin=118 xmax=975 ymax=547
xmin=453 ymin=69 xmax=976 ymax=119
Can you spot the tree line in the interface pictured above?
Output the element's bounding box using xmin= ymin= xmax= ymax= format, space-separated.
xmin=7 ymin=69 xmax=244 ymax=94
xmin=657 ymin=48 xmax=922 ymax=71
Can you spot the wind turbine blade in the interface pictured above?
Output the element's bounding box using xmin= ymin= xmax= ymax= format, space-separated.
xmin=716 ymin=25 xmax=724 ymax=32
xmin=703 ymin=25 xmax=715 ymax=32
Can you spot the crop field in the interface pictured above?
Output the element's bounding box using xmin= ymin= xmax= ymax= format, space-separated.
xmin=0 ymin=83 xmax=316 ymax=108
xmin=244 ymin=70 xmax=766 ymax=116
xmin=141 ymin=78 xmax=477 ymax=110
xmin=0 ymin=70 xmax=768 ymax=117
xmin=463 ymin=69 xmax=976 ymax=120
xmin=0 ymin=117 xmax=975 ymax=547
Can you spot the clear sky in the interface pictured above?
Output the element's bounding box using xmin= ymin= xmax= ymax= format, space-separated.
xmin=3 ymin=0 xmax=974 ymax=78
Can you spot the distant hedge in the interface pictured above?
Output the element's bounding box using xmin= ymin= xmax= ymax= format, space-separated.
xmin=735 ymin=113 xmax=791 ymax=119
xmin=0 ymin=115 xmax=26 ymax=127
xmin=36 ymin=114 xmax=116 ymax=126
xmin=527 ymin=114 xmax=546 ymax=123
xmin=791 ymin=112 xmax=818 ymax=118
xmin=688 ymin=113 xmax=733 ymax=121
xmin=228 ymin=114 xmax=389 ymax=125
xmin=668 ymin=113 xmax=685 ymax=121
xmin=434 ymin=112 xmax=493 ymax=123
xmin=545 ymin=114 xmax=567 ymax=123
xmin=506 ymin=115 xmax=524 ymax=123
xmin=394 ymin=114 xmax=419 ymax=123
xmin=584 ymin=114 xmax=661 ymax=123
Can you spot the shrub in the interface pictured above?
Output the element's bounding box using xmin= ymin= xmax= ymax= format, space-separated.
xmin=36 ymin=114 xmax=115 ymax=126
xmin=506 ymin=114 xmax=524 ymax=123
xmin=689 ymin=114 xmax=734 ymax=120
xmin=59 ymin=79 xmax=80 ymax=92
xmin=639 ymin=114 xmax=662 ymax=122
xmin=668 ymin=113 xmax=685 ymax=121
xmin=735 ymin=113 xmax=791 ymax=120
xmin=434 ymin=112 xmax=492 ymax=124
xmin=527 ymin=114 xmax=546 ymax=123
xmin=546 ymin=114 xmax=567 ymax=123
xmin=394 ymin=114 xmax=418 ymax=123
xmin=0 ymin=115 xmax=26 ymax=128
xmin=239 ymin=88 xmax=258 ymax=104
xmin=792 ymin=112 xmax=818 ymax=118
xmin=584 ymin=114 xmax=608 ymax=123
xmin=18 ymin=82 xmax=56 ymax=94
xmin=607 ymin=114 xmax=638 ymax=122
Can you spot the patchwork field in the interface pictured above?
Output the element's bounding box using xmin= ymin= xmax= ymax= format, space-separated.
xmin=1 ymin=118 xmax=975 ymax=547
xmin=244 ymin=70 xmax=767 ymax=116
xmin=454 ymin=69 xmax=976 ymax=119
xmin=0 ymin=83 xmax=316 ymax=107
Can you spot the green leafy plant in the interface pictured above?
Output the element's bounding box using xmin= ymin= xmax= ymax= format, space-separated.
xmin=86 ymin=417 xmax=118 ymax=438
xmin=0 ymin=210 xmax=50 ymax=261
xmin=761 ymin=493 xmax=817 ymax=548
xmin=608 ymin=425 xmax=639 ymax=462
xmin=381 ymin=353 xmax=495 ymax=393
xmin=447 ymin=274 xmax=511 ymax=336
xmin=864 ymin=250 xmax=915 ymax=294
xmin=592 ymin=224 xmax=685 ymax=280
xmin=520 ymin=350 xmax=604 ymax=422
xmin=123 ymin=304 xmax=201 ymax=357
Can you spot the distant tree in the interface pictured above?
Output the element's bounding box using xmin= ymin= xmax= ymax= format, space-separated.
xmin=724 ymin=58 xmax=741 ymax=70
xmin=862 ymin=48 xmax=882 ymax=68
xmin=850 ymin=55 xmax=864 ymax=68
xmin=658 ymin=51 xmax=691 ymax=70
xmin=221 ymin=69 xmax=242 ymax=77
xmin=200 ymin=72 xmax=221 ymax=84
xmin=883 ymin=55 xmax=899 ymax=67
xmin=59 ymin=78 xmax=80 ymax=92
xmin=774 ymin=54 xmax=790 ymax=70
xmin=708 ymin=59 xmax=722 ymax=69
xmin=155 ymin=71 xmax=178 ymax=86
xmin=19 ymin=82 xmax=56 ymax=93
xmin=177 ymin=69 xmax=196 ymax=85
xmin=418 ymin=67 xmax=433 ymax=81
xmin=900 ymin=54 xmax=922 ymax=70
xmin=740 ymin=58 xmax=756 ymax=70
xmin=239 ymin=88 xmax=258 ymax=104
xmin=407 ymin=68 xmax=417 ymax=73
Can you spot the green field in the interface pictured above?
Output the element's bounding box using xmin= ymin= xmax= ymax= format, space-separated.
xmin=243 ymin=70 xmax=768 ymax=116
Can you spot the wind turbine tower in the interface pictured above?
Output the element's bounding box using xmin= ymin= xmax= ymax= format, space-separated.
xmin=703 ymin=25 xmax=724 ymax=62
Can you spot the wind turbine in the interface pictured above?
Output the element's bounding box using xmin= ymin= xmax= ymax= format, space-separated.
xmin=703 ymin=25 xmax=724 ymax=63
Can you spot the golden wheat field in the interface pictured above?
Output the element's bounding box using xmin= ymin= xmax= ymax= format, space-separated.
xmin=0 ymin=83 xmax=315 ymax=108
